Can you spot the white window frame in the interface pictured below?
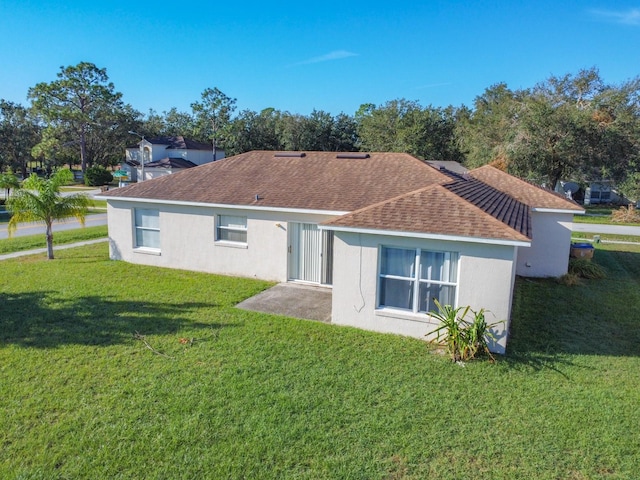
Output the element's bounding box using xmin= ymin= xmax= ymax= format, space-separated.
xmin=216 ymin=214 xmax=248 ymax=245
xmin=377 ymin=246 xmax=458 ymax=314
xmin=133 ymin=208 xmax=160 ymax=252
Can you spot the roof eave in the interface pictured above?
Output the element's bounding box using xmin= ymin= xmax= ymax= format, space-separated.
xmin=532 ymin=207 xmax=585 ymax=214
xmin=96 ymin=195 xmax=349 ymax=216
xmin=319 ymin=224 xmax=531 ymax=247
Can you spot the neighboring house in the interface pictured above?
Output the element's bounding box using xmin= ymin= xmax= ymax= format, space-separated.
xmin=99 ymin=151 xmax=583 ymax=354
xmin=124 ymin=136 xmax=225 ymax=182
xmin=584 ymin=180 xmax=628 ymax=206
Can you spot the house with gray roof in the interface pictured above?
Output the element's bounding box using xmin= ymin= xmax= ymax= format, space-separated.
xmin=99 ymin=151 xmax=583 ymax=353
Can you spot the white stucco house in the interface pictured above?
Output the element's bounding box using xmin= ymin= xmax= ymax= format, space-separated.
xmin=124 ymin=136 xmax=225 ymax=182
xmin=99 ymin=151 xmax=584 ymax=354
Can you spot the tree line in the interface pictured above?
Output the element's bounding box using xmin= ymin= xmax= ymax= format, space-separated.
xmin=1 ymin=62 xmax=639 ymax=199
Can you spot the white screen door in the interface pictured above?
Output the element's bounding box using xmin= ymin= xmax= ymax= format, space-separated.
xmin=288 ymin=223 xmax=333 ymax=285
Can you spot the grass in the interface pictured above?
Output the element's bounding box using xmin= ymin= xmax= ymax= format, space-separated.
xmin=574 ymin=205 xmax=640 ymax=226
xmin=0 ymin=225 xmax=108 ymax=254
xmin=572 ymin=231 xmax=640 ymax=244
xmin=1 ymin=243 xmax=639 ymax=479
xmin=573 ymin=215 xmax=640 ymax=226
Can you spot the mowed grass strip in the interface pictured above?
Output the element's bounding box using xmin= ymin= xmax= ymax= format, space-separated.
xmin=1 ymin=242 xmax=639 ymax=479
xmin=0 ymin=225 xmax=108 ymax=254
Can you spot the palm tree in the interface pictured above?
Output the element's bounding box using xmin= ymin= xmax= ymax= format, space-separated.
xmin=0 ymin=172 xmax=20 ymax=200
xmin=7 ymin=169 xmax=90 ymax=259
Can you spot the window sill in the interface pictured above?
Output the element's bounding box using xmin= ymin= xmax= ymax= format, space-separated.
xmin=375 ymin=308 xmax=434 ymax=324
xmin=133 ymin=247 xmax=161 ymax=256
xmin=214 ymin=241 xmax=248 ymax=249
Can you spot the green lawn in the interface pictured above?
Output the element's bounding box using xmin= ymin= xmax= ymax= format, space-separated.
xmin=572 ymin=231 xmax=640 ymax=244
xmin=0 ymin=225 xmax=108 ymax=254
xmin=1 ymin=243 xmax=639 ymax=479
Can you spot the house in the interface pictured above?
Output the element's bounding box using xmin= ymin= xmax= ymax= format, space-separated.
xmin=99 ymin=151 xmax=583 ymax=354
xmin=124 ymin=136 xmax=225 ymax=182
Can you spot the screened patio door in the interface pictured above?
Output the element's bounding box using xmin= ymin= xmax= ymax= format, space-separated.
xmin=288 ymin=223 xmax=333 ymax=285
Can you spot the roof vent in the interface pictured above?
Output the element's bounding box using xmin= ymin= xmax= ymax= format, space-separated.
xmin=336 ymin=153 xmax=371 ymax=159
xmin=274 ymin=152 xmax=306 ymax=158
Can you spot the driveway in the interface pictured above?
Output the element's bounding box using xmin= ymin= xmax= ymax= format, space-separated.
xmin=236 ymin=283 xmax=332 ymax=323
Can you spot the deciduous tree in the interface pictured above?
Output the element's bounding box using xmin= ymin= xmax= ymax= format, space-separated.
xmin=0 ymin=100 xmax=40 ymax=177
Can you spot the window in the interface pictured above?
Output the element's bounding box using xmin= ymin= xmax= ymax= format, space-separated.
xmin=378 ymin=246 xmax=458 ymax=313
xmin=217 ymin=215 xmax=247 ymax=244
xmin=134 ymin=209 xmax=160 ymax=249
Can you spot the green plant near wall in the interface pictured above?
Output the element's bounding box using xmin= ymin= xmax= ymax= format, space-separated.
xmin=427 ymin=300 xmax=500 ymax=362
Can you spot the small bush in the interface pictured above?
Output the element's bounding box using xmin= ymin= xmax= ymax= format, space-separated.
xmin=84 ymin=166 xmax=113 ymax=186
xmin=569 ymin=258 xmax=606 ymax=279
xmin=427 ymin=300 xmax=500 ymax=362
xmin=611 ymin=205 xmax=640 ymax=224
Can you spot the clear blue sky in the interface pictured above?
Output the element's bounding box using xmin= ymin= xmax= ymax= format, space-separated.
xmin=1 ymin=1 xmax=639 ymax=116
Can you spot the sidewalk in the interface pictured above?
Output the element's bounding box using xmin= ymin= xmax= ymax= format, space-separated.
xmin=0 ymin=238 xmax=108 ymax=261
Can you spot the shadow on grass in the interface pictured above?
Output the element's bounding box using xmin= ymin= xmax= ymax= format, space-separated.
xmin=0 ymin=291 xmax=227 ymax=349
xmin=506 ymin=249 xmax=640 ymax=366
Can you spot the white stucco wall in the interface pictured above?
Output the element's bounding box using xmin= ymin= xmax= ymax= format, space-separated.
xmin=516 ymin=211 xmax=574 ymax=277
xmin=330 ymin=232 xmax=518 ymax=354
xmin=135 ymin=167 xmax=171 ymax=181
xmin=106 ymin=200 xmax=335 ymax=282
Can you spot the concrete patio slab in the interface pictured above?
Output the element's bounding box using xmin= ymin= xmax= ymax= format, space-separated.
xmin=236 ymin=283 xmax=332 ymax=323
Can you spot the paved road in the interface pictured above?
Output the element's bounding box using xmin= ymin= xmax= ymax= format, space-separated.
xmin=0 ymin=213 xmax=107 ymax=240
xmin=571 ymin=223 xmax=640 ymax=236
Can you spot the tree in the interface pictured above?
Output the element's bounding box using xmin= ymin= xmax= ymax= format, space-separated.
xmin=454 ymin=83 xmax=521 ymax=168
xmin=0 ymin=173 xmax=20 ymax=199
xmin=28 ymin=62 xmax=126 ymax=173
xmin=356 ymin=99 xmax=463 ymax=161
xmin=455 ymin=69 xmax=640 ymax=189
xmin=7 ymin=169 xmax=90 ymax=259
xmin=191 ymin=88 xmax=237 ymax=160
xmin=0 ymin=100 xmax=41 ymax=177
xmin=509 ymin=69 xmax=640 ymax=188
xmin=227 ymin=108 xmax=284 ymax=155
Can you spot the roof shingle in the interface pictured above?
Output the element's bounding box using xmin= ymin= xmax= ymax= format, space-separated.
xmin=322 ymin=184 xmax=531 ymax=242
xmin=103 ymin=151 xmax=452 ymax=212
xmin=470 ymin=165 xmax=583 ymax=211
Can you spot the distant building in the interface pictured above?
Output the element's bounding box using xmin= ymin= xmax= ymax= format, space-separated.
xmin=123 ymin=136 xmax=225 ymax=182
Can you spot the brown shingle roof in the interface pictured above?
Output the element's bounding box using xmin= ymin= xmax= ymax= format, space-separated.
xmin=102 ymin=151 xmax=452 ymax=212
xmin=445 ymin=177 xmax=531 ymax=238
xmin=470 ymin=165 xmax=583 ymax=211
xmin=322 ymin=185 xmax=530 ymax=243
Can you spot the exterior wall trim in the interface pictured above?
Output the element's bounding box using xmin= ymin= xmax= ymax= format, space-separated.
xmin=98 ymin=196 xmax=349 ymax=217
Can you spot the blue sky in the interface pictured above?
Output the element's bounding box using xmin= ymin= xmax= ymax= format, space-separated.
xmin=1 ymin=1 xmax=639 ymax=116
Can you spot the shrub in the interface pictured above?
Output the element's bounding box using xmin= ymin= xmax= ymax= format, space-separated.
xmin=84 ymin=166 xmax=113 ymax=186
xmin=568 ymin=258 xmax=606 ymax=279
xmin=426 ymin=300 xmax=500 ymax=362
xmin=611 ymin=205 xmax=640 ymax=224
